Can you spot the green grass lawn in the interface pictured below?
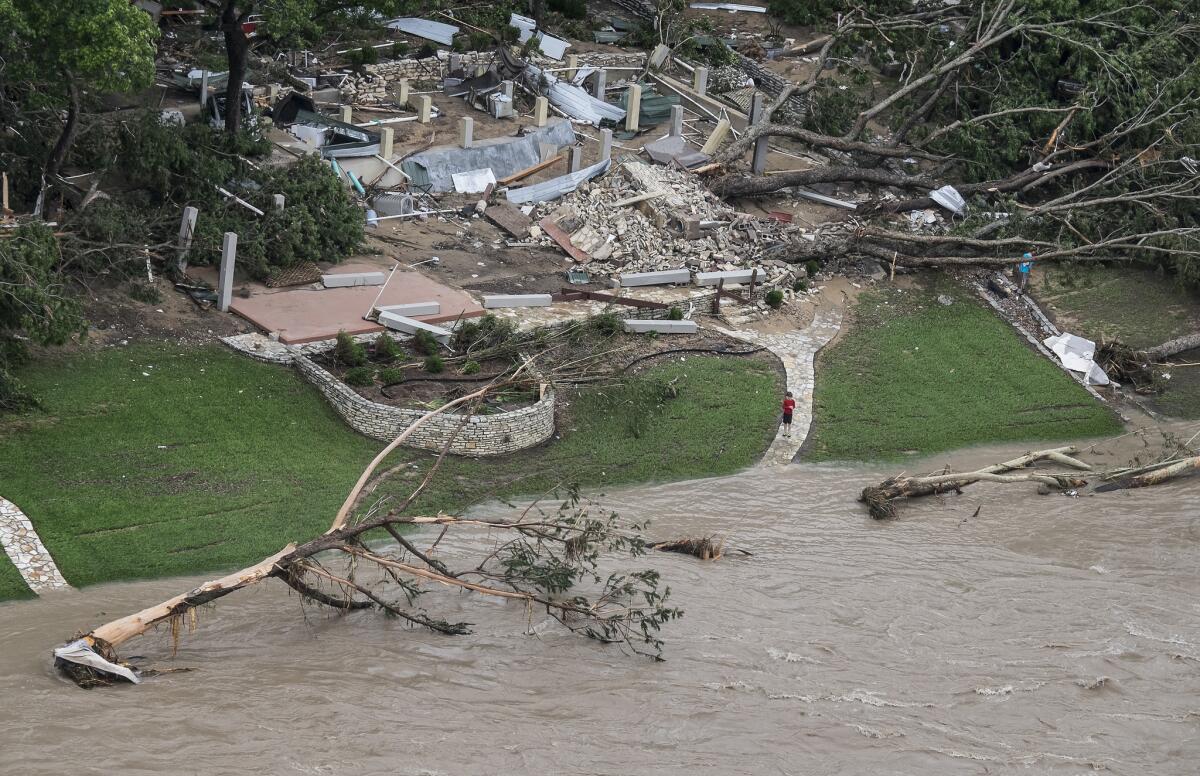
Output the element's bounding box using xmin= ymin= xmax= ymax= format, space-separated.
xmin=0 ymin=554 xmax=33 ymax=600
xmin=806 ymin=280 xmax=1122 ymax=461
xmin=0 ymin=346 xmax=779 ymax=601
xmin=0 ymin=344 xmax=381 ymax=597
xmin=368 ymin=356 xmax=782 ymax=517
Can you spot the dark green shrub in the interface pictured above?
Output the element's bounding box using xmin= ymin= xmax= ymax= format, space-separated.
xmin=792 ymin=278 xmax=809 ymax=292
xmin=805 ymin=260 xmax=820 ymax=278
xmin=378 ymin=366 xmax=405 ymax=385
xmin=345 ymin=45 xmax=379 ymax=72
xmin=411 ymin=329 xmax=440 ymax=355
xmin=548 ymin=0 xmax=587 ymax=19
xmin=765 ymin=289 xmax=785 ymax=309
xmin=126 ymin=281 xmax=162 ymax=304
xmin=343 ymin=366 xmax=375 ymax=386
xmin=591 ymin=312 xmax=622 ymax=336
xmin=334 ymin=331 xmax=367 ymax=367
xmin=423 ymin=355 xmax=445 ymax=373
xmin=667 ymin=306 xmax=684 ymax=321
xmin=451 ymin=313 xmax=516 ymax=351
xmin=373 ymin=332 xmax=402 ymax=361
xmin=461 ymin=360 xmax=481 ymax=375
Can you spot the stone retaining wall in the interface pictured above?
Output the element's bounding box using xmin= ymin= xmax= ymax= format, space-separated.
xmin=293 ymin=353 xmax=555 ymax=456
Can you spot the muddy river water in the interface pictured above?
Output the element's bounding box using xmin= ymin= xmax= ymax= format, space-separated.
xmin=1 ymin=445 xmax=1198 ymax=775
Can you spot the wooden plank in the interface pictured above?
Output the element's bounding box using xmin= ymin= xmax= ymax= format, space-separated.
xmin=539 ymin=216 xmax=591 ymax=264
xmin=498 ymin=153 xmax=567 ymax=186
xmin=484 ymin=202 xmax=532 ymax=238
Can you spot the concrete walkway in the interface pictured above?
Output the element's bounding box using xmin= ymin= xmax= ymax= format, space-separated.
xmin=0 ymin=497 xmax=69 ymax=593
xmin=717 ymin=305 xmax=842 ymax=467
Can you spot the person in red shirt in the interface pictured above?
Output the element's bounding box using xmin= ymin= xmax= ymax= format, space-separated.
xmin=781 ymin=391 xmax=796 ymax=437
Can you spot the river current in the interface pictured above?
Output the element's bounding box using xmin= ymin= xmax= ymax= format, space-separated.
xmin=1 ymin=445 xmax=1197 ymax=774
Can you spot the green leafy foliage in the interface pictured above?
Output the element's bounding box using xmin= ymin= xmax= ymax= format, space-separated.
xmin=764 ymin=289 xmax=785 ymax=309
xmin=343 ymin=366 xmax=376 ymax=386
xmin=590 ymin=312 xmax=623 ymax=337
xmin=334 ymin=332 xmax=368 ymax=367
xmin=460 ymin=360 xmax=481 ymax=375
xmin=667 ymin=306 xmax=684 ymax=320
xmin=548 ymin=0 xmax=587 ymax=19
xmin=411 ymin=329 xmax=440 ymax=355
xmin=451 ymin=313 xmax=516 ymax=351
xmin=378 ymin=366 xmax=406 ymax=385
xmin=423 ymin=354 xmax=445 ymax=373
xmin=373 ymin=332 xmax=403 ymax=362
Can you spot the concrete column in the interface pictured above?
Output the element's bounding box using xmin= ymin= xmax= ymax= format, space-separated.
xmin=701 ymin=118 xmax=732 ymax=154
xmin=625 ymin=84 xmax=642 ymax=132
xmin=693 ymin=66 xmax=709 ymax=97
xmin=534 ymin=96 xmax=549 ymax=127
xmin=398 ymin=78 xmax=410 ymax=107
xmin=198 ymin=70 xmax=209 ymax=108
xmin=417 ymin=95 xmax=432 ymax=123
xmin=566 ymin=54 xmax=579 ymax=81
xmin=176 ymin=206 xmax=198 ymax=273
xmin=458 ymin=117 xmax=474 ymax=148
xmin=273 ymin=194 xmax=285 ymax=211
xmin=669 ymin=104 xmax=684 ymax=137
xmin=449 ymin=53 xmax=462 ymax=73
xmin=502 ymin=80 xmax=514 ymax=100
xmin=593 ymin=68 xmax=607 ymax=99
xmin=568 ymin=144 xmax=582 ymax=172
xmin=599 ymin=128 xmax=613 ymax=161
xmin=381 ymin=127 xmax=394 ymax=158
xmin=217 ymin=232 xmax=237 ymax=313
xmin=750 ymin=92 xmax=769 ymax=175
xmin=340 ymin=105 xmax=353 ymax=124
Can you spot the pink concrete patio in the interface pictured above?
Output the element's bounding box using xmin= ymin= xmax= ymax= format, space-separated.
xmin=230 ymin=264 xmax=484 ymax=343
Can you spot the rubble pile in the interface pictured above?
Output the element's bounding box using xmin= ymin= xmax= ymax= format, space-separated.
xmin=529 ymin=162 xmax=800 ymax=285
xmin=340 ymin=51 xmax=495 ymax=104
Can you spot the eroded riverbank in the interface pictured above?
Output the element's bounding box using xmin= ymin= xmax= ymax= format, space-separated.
xmin=1 ymin=447 xmax=1197 ymax=774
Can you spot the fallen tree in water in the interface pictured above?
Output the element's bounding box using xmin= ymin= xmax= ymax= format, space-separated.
xmin=862 ymin=437 xmax=1200 ymax=520
xmin=53 ymin=376 xmax=682 ymax=688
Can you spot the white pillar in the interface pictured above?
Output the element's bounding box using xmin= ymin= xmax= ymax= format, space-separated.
xmin=502 ymin=80 xmax=514 ymax=100
xmin=568 ymin=144 xmax=582 ymax=172
xmin=417 ymin=95 xmax=432 ymax=123
xmin=593 ymin=68 xmax=607 ymax=99
xmin=176 ymin=206 xmax=198 ymax=274
xmin=693 ymin=66 xmax=709 ymax=97
xmin=750 ymin=93 xmax=769 ymax=175
xmin=273 ymin=194 xmax=285 ymax=211
xmin=381 ymin=127 xmax=394 ymax=158
xmin=533 ymin=96 xmax=549 ymax=127
xmin=701 ymin=119 xmax=732 ymax=154
xmin=669 ymin=104 xmax=684 ymax=137
xmin=625 ymin=84 xmax=642 ymax=132
xmin=600 ymin=128 xmax=613 ymax=161
xmin=199 ymin=70 xmax=209 ymax=108
xmin=397 ymin=78 xmax=410 ymax=107
xmin=218 ymin=232 xmax=237 ymax=312
xmin=566 ymin=54 xmax=579 ymax=81
xmin=340 ymin=105 xmax=352 ymax=124
xmin=458 ymin=116 xmax=473 ymax=148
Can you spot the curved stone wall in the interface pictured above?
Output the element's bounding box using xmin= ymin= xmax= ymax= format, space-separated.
xmin=293 ymin=353 xmax=555 ymax=456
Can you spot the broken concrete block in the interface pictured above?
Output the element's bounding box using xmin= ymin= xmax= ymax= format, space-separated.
xmin=321 ymin=272 xmax=386 ymax=288
xmin=669 ymin=104 xmax=684 ymax=137
xmin=593 ymin=68 xmax=607 ymax=99
xmin=625 ymin=84 xmax=642 ymax=132
xmin=376 ymin=301 xmax=440 ymax=317
xmin=417 ymin=95 xmax=432 ymax=123
xmin=695 ymin=269 xmax=759 ymax=286
xmin=380 ymin=127 xmax=394 ymax=159
xmin=458 ymin=116 xmax=473 ymax=148
xmin=623 ymin=319 xmax=698 ymax=334
xmin=483 ymin=294 xmax=553 ymax=308
xmin=534 ymin=96 xmax=549 ymax=127
xmin=600 ymin=128 xmax=613 ymax=161
xmin=620 ymin=268 xmax=691 ymax=287
xmin=377 ymin=311 xmax=452 ymax=344
xmin=693 ymin=66 xmax=709 ymax=97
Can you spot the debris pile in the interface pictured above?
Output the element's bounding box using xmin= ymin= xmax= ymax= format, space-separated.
xmin=528 ymin=161 xmax=799 ymax=283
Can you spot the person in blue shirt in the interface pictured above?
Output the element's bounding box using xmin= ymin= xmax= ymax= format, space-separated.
xmin=1016 ymin=252 xmax=1034 ymax=291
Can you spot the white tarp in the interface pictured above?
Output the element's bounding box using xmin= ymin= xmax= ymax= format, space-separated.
xmin=54 ymin=639 xmax=141 ymax=684
xmin=1044 ymin=332 xmax=1111 ymax=386
xmin=387 ymin=18 xmax=459 ymax=45
xmin=537 ymin=33 xmax=570 ymax=60
xmin=452 ymin=168 xmax=497 ymax=193
xmin=525 ymin=63 xmax=625 ymax=127
xmin=690 ymin=2 xmax=768 ymax=11
xmin=506 ymin=159 xmax=611 ymax=204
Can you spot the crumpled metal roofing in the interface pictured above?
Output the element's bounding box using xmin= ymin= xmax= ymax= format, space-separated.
xmin=524 ymin=64 xmax=625 ymax=127
xmin=386 ymin=18 xmax=459 ymax=45
xmin=506 ymin=159 xmax=611 ymax=205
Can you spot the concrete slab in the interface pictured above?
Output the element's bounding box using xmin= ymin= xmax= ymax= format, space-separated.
xmin=377 ymin=301 xmax=440 ymax=316
xmin=377 ymin=312 xmax=453 ymax=344
xmin=695 ymin=269 xmax=759 ymax=286
xmin=620 ymin=269 xmax=691 ymax=287
xmin=623 ymin=319 xmax=698 ymax=334
xmin=229 ymin=264 xmax=483 ymax=344
xmin=483 ymin=294 xmax=553 ymax=308
xmin=322 ymin=271 xmax=386 ymax=288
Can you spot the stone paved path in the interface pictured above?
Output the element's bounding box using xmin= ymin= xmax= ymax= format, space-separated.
xmin=0 ymin=496 xmax=69 ymax=593
xmin=717 ymin=305 xmax=842 ymax=467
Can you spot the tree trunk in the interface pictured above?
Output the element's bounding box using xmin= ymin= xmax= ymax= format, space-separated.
xmin=221 ymin=1 xmax=250 ymax=136
xmin=712 ymin=166 xmax=934 ymax=198
xmin=44 ymin=73 xmax=80 ymax=180
xmin=1146 ymin=333 xmax=1200 ymax=360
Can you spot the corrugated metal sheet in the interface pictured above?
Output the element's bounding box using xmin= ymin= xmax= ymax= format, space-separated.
xmin=387 ymin=18 xmax=459 ymax=45
xmin=690 ymin=2 xmax=767 ymax=11
xmin=525 ymin=64 xmax=625 ymax=127
xmin=506 ymin=159 xmax=611 ymax=204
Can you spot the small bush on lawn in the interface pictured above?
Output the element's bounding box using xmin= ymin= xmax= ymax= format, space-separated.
xmin=378 ymin=367 xmax=405 ymax=385
xmin=373 ymin=332 xmax=403 ymax=362
xmin=765 ymin=289 xmax=785 ymax=309
xmin=424 ymin=355 xmax=445 ymax=373
xmin=461 ymin=360 xmax=481 ymax=375
xmin=344 ymin=366 xmax=375 ymax=386
xmin=334 ymin=331 xmax=367 ymax=367
xmin=411 ymin=330 xmax=440 ymax=355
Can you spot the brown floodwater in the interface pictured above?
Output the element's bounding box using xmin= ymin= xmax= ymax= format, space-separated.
xmin=1 ymin=444 xmax=1198 ymax=775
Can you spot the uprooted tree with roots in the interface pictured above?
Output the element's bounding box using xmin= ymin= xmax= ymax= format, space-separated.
xmin=685 ymin=0 xmax=1200 ymax=280
xmin=53 ymin=378 xmax=683 ymax=688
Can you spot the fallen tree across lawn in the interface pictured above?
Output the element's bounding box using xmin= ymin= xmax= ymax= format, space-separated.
xmin=53 ymin=375 xmax=682 ymax=688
